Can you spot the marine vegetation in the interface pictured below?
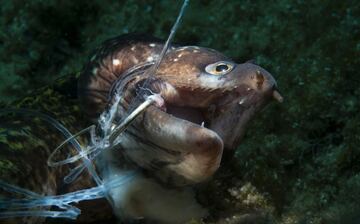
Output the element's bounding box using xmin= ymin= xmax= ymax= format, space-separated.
xmin=0 ymin=0 xmax=359 ymax=224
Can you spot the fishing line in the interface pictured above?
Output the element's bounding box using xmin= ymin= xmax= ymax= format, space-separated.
xmin=98 ymin=0 xmax=190 ymax=152
xmin=136 ymin=0 xmax=189 ymax=101
xmin=100 ymin=0 xmax=189 ymax=144
xmin=0 ymin=172 xmax=135 ymax=219
xmin=143 ymin=0 xmax=189 ymax=80
xmin=0 ymin=96 xmax=161 ymax=219
xmin=0 ymin=109 xmax=102 ymax=185
xmin=0 ymin=109 xmax=106 ymax=217
xmin=49 ymin=93 xmax=162 ymax=180
xmin=0 ymin=109 xmax=83 ymax=152
xmin=0 ymin=180 xmax=39 ymax=199
xmin=63 ymin=164 xmax=86 ymax=184
xmin=0 ymin=210 xmax=80 ymax=220
xmin=109 ymin=94 xmax=163 ymax=144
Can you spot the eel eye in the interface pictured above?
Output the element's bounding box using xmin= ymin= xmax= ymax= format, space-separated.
xmin=205 ymin=61 xmax=234 ymax=75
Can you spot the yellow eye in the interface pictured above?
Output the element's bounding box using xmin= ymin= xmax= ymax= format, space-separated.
xmin=205 ymin=61 xmax=234 ymax=75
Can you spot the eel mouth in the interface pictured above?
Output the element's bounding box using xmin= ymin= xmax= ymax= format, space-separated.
xmin=166 ymin=105 xmax=209 ymax=128
xmin=161 ymin=99 xmax=250 ymax=152
xmin=141 ymin=87 xmax=282 ymax=154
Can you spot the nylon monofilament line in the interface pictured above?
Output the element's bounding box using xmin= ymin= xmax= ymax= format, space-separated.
xmin=0 ymin=173 xmax=135 ymax=219
xmin=46 ymin=94 xmax=163 ymax=181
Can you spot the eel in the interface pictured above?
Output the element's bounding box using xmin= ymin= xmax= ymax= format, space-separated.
xmin=0 ymin=34 xmax=282 ymax=224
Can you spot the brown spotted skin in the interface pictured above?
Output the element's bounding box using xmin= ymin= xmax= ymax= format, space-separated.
xmin=78 ymin=34 xmax=165 ymax=119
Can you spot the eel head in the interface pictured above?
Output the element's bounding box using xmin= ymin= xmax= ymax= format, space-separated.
xmin=128 ymin=46 xmax=282 ymax=185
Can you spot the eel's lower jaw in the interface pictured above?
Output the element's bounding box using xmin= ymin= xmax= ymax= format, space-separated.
xmin=141 ymin=105 xmax=223 ymax=153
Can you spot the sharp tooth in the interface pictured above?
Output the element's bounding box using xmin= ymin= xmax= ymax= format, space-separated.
xmin=201 ymin=121 xmax=205 ymax=127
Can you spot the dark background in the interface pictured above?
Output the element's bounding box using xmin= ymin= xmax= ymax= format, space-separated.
xmin=0 ymin=0 xmax=359 ymax=223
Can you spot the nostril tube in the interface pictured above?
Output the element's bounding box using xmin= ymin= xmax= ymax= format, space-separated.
xmin=273 ymin=90 xmax=284 ymax=103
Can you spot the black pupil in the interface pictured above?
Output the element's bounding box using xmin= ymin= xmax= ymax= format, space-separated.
xmin=215 ymin=64 xmax=229 ymax=72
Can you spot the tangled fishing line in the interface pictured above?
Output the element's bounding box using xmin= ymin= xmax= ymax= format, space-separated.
xmin=0 ymin=0 xmax=189 ymax=220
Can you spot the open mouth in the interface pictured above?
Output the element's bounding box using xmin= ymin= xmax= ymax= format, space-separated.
xmin=166 ymin=105 xmax=210 ymax=129
xmin=141 ymin=86 xmax=283 ymax=153
xmin=139 ymin=93 xmax=245 ymax=154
